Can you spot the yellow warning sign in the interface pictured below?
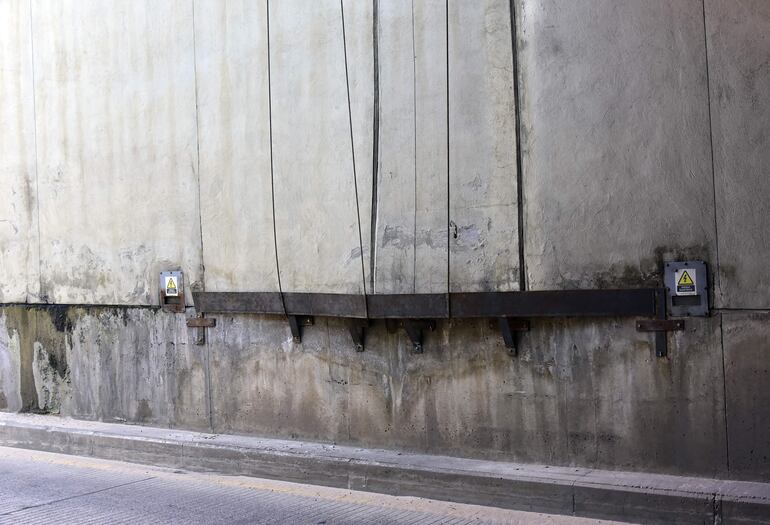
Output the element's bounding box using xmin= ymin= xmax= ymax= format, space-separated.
xmin=675 ymin=268 xmax=696 ymax=296
xmin=165 ymin=276 xmax=178 ymax=296
xmin=677 ymin=271 xmax=694 ymax=286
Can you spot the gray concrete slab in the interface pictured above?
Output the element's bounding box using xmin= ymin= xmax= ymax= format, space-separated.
xmin=207 ymin=314 xmax=351 ymax=442
xmin=373 ymin=0 xmax=449 ymax=295
xmin=413 ymin=0 xmax=449 ymax=295
xmin=0 ymin=0 xmax=40 ymax=304
xmin=518 ymin=0 xmax=717 ymax=291
xmin=342 ymin=0 xmax=375 ymax=294
xmin=269 ymin=0 xmax=366 ymax=294
xmin=705 ymin=0 xmax=770 ymax=309
xmin=374 ymin=0 xmax=418 ymax=294
xmin=723 ymin=312 xmax=770 ymax=482
xmin=195 ymin=0 xmax=279 ymax=294
xmin=448 ymin=0 xmax=518 ymax=293
xmin=0 ymin=306 xmax=209 ymax=430
xmin=0 ymin=414 xmax=768 ymax=524
xmin=201 ymin=311 xmax=725 ymax=478
xmin=0 ymin=446 xmax=619 ymax=525
xmin=31 ymin=0 xmax=203 ymax=305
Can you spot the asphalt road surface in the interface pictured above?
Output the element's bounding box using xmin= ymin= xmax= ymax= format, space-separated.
xmin=0 ymin=446 xmax=631 ymax=524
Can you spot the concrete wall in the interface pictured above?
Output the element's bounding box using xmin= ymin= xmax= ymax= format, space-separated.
xmin=1 ymin=0 xmax=769 ymax=481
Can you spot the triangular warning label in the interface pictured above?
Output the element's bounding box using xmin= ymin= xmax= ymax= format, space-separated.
xmin=677 ymin=271 xmax=694 ymax=286
xmin=166 ymin=277 xmax=177 ymax=291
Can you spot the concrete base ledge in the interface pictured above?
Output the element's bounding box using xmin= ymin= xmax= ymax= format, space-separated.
xmin=0 ymin=414 xmax=767 ymax=524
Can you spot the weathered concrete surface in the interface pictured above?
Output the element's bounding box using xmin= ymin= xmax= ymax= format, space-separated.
xmin=204 ymin=312 xmax=726 ymax=477
xmin=448 ymin=0 xmax=518 ymax=292
xmin=0 ymin=314 xmax=22 ymax=412
xmin=31 ymin=0 xmax=203 ymax=305
xmin=0 ymin=306 xmax=208 ymax=430
xmin=3 ymin=414 xmax=770 ymax=525
xmin=705 ymin=0 xmax=770 ymax=309
xmin=269 ymin=0 xmax=366 ymax=294
xmin=413 ymin=0 xmax=449 ymax=294
xmin=519 ymin=0 xmax=716 ymax=290
xmin=0 ymin=304 xmax=734 ymax=478
xmin=195 ymin=0 xmax=279 ymax=294
xmin=374 ymin=0 xmax=418 ymax=294
xmin=723 ymin=312 xmax=770 ymax=482
xmin=373 ymin=0 xmax=448 ymax=294
xmin=342 ymin=0 xmax=374 ymax=293
xmin=0 ymin=0 xmax=40 ymax=303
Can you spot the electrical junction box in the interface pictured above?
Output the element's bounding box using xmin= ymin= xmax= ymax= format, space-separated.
xmin=159 ymin=271 xmax=184 ymax=313
xmin=664 ymin=261 xmax=708 ymax=317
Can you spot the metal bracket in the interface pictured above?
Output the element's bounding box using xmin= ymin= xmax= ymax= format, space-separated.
xmin=386 ymin=319 xmax=436 ymax=353
xmin=186 ymin=315 xmax=216 ymax=346
xmin=496 ymin=318 xmax=530 ymax=356
xmin=635 ymin=320 xmax=685 ymax=332
xmin=638 ymin=288 xmax=682 ymax=358
xmin=288 ymin=315 xmax=314 ymax=343
xmin=346 ymin=319 xmax=368 ymax=352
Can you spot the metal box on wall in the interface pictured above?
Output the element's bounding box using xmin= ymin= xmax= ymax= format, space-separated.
xmin=664 ymin=261 xmax=708 ymax=317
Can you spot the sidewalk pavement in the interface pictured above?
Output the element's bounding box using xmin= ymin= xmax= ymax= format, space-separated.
xmin=0 ymin=413 xmax=767 ymax=524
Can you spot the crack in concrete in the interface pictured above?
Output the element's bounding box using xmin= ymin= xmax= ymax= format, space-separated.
xmin=0 ymin=476 xmax=154 ymax=517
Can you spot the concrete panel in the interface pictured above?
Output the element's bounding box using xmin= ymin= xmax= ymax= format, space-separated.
xmin=374 ymin=0 xmax=448 ymax=294
xmin=194 ymin=0 xmax=279 ymax=293
xmin=723 ymin=312 xmax=770 ymax=482
xmin=0 ymin=0 xmax=40 ymax=303
xmin=448 ymin=0 xmax=518 ymax=292
xmin=269 ymin=0 xmax=365 ymax=294
xmin=31 ymin=0 xmax=202 ymax=305
xmin=413 ymin=0 xmax=449 ymax=294
xmin=0 ymin=302 xmax=732 ymax=477
xmin=208 ymin=315 xmax=351 ymax=441
xmin=519 ymin=0 xmax=716 ymax=290
xmin=705 ymin=0 xmax=770 ymax=309
xmin=0 ymin=306 xmax=208 ymax=429
xmin=373 ymin=0 xmax=416 ymax=294
xmin=342 ymin=0 xmax=374 ymax=293
xmin=205 ymin=314 xmax=725 ymax=477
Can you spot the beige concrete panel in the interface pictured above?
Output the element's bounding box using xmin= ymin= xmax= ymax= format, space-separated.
xmin=270 ymin=0 xmax=365 ymax=294
xmin=705 ymin=0 xmax=770 ymax=308
xmin=342 ymin=0 xmax=374 ymax=293
xmin=448 ymin=0 xmax=518 ymax=293
xmin=0 ymin=0 xmax=40 ymax=303
xmin=373 ymin=0 xmax=448 ymax=294
xmin=32 ymin=0 xmax=202 ymax=305
xmin=520 ymin=0 xmax=716 ymax=291
xmin=195 ymin=0 xmax=279 ymax=293
xmin=373 ymin=0 xmax=416 ymax=294
xmin=413 ymin=0 xmax=448 ymax=294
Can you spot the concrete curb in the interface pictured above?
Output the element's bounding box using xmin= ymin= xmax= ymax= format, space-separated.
xmin=0 ymin=414 xmax=768 ymax=524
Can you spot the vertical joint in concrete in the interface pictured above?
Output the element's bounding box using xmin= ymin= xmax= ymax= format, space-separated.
xmin=27 ymin=0 xmax=43 ymax=304
xmin=370 ymin=0 xmax=380 ymax=294
xmin=510 ymin=0 xmax=526 ymax=291
xmin=340 ymin=0 xmax=369 ymax=300
xmin=701 ymin=0 xmax=721 ymax=306
xmin=265 ymin=0 xmax=286 ymax=316
xmin=191 ymin=0 xmax=206 ymax=290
